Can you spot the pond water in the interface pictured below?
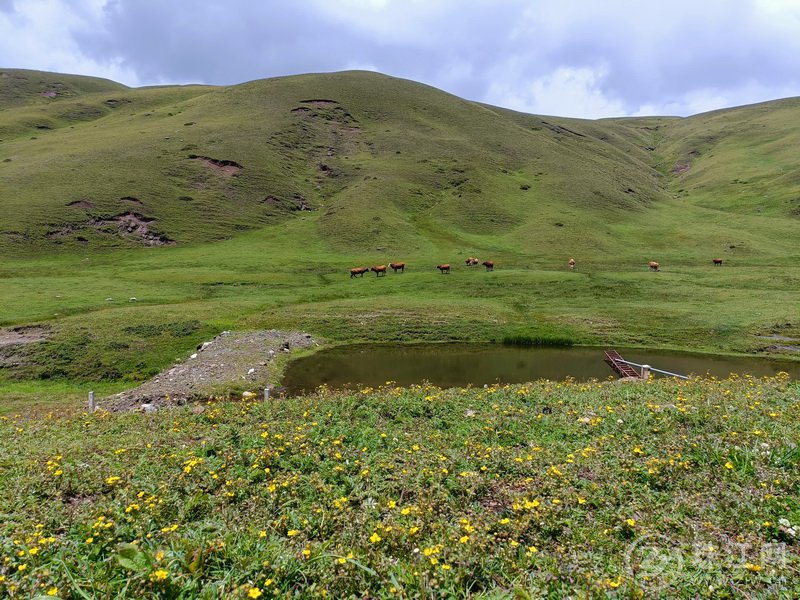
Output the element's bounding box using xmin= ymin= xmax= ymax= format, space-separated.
xmin=281 ymin=344 xmax=800 ymax=395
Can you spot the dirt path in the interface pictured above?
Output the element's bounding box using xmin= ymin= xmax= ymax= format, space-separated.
xmin=105 ymin=330 xmax=318 ymax=411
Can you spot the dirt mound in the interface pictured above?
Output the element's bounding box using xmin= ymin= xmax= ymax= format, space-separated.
xmin=189 ymin=155 xmax=243 ymax=176
xmin=66 ymin=199 xmax=93 ymax=208
xmin=104 ymin=330 xmax=318 ymax=411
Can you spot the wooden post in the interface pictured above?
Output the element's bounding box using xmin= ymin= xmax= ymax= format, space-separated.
xmin=640 ymin=365 xmax=651 ymax=380
xmin=88 ymin=391 xmax=95 ymax=412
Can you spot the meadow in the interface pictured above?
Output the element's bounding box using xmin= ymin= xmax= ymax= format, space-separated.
xmin=1 ymin=375 xmax=798 ymax=598
xmin=1 ymin=69 xmax=799 ymax=598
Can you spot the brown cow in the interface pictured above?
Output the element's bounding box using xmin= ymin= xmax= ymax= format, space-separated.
xmin=371 ymin=265 xmax=387 ymax=277
xmin=465 ymin=257 xmax=479 ymax=266
xmin=648 ymin=261 xmax=660 ymax=272
xmin=568 ymin=258 xmax=576 ymax=270
xmin=713 ymin=258 xmax=723 ymax=266
xmin=482 ymin=260 xmax=494 ymax=271
xmin=350 ymin=267 xmax=368 ymax=278
xmin=436 ymin=264 xmax=451 ymax=274
xmin=390 ymin=262 xmax=406 ymax=273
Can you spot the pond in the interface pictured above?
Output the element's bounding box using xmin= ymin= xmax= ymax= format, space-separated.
xmin=281 ymin=344 xmax=800 ymax=395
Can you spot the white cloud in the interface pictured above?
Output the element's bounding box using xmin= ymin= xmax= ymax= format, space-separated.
xmin=486 ymin=65 xmax=626 ymax=119
xmin=0 ymin=0 xmax=139 ymax=84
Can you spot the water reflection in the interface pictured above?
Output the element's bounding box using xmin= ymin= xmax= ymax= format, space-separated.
xmin=282 ymin=344 xmax=800 ymax=395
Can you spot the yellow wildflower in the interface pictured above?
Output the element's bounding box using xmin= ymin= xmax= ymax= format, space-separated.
xmin=248 ymin=587 xmax=263 ymax=598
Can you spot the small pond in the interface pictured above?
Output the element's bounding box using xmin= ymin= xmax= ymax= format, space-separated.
xmin=282 ymin=344 xmax=800 ymax=395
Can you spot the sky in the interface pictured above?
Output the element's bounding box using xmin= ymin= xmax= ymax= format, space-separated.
xmin=2 ymin=0 xmax=800 ymax=119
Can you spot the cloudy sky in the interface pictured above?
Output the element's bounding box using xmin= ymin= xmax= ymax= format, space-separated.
xmin=2 ymin=0 xmax=800 ymax=119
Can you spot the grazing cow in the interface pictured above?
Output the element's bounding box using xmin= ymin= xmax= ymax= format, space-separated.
xmin=350 ymin=266 xmax=368 ymax=278
xmin=390 ymin=262 xmax=406 ymax=273
xmin=482 ymin=260 xmax=494 ymax=271
xmin=568 ymin=258 xmax=576 ymax=270
xmin=648 ymin=261 xmax=660 ymax=272
xmin=371 ymin=265 xmax=387 ymax=277
xmin=436 ymin=264 xmax=451 ymax=274
xmin=465 ymin=257 xmax=479 ymax=266
xmin=713 ymin=258 xmax=723 ymax=266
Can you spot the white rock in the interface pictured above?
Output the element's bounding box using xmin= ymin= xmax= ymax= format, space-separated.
xmin=190 ymin=353 xmax=198 ymax=359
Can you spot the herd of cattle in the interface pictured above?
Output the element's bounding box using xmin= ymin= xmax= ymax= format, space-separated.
xmin=350 ymin=257 xmax=725 ymax=278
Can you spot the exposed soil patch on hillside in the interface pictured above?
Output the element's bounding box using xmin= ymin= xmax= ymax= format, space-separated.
xmin=0 ymin=325 xmax=51 ymax=349
xmin=46 ymin=212 xmax=175 ymax=246
xmin=91 ymin=212 xmax=175 ymax=246
xmin=672 ymin=162 xmax=691 ymax=175
xmin=189 ymin=155 xmax=243 ymax=176
xmin=120 ymin=196 xmax=143 ymax=205
xmin=66 ymin=199 xmax=93 ymax=208
xmin=0 ymin=325 xmax=51 ymax=368
xmin=105 ymin=330 xmax=318 ymax=411
xmin=261 ymin=193 xmax=313 ymax=211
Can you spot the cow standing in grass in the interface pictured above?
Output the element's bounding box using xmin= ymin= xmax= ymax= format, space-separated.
xmin=568 ymin=258 xmax=576 ymax=270
xmin=436 ymin=264 xmax=451 ymax=274
xmin=350 ymin=267 xmax=368 ymax=278
xmin=465 ymin=257 xmax=479 ymax=266
xmin=649 ymin=261 xmax=660 ymax=272
xmin=371 ymin=265 xmax=387 ymax=277
xmin=390 ymin=262 xmax=406 ymax=273
xmin=713 ymin=258 xmax=723 ymax=266
xmin=482 ymin=260 xmax=494 ymax=271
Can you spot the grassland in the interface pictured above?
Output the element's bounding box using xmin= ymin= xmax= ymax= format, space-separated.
xmin=1 ymin=375 xmax=798 ymax=598
xmin=1 ymin=68 xmax=799 ymax=411
xmin=1 ymin=69 xmax=799 ymax=599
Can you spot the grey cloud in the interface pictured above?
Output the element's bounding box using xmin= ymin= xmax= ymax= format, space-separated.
xmin=43 ymin=0 xmax=800 ymax=117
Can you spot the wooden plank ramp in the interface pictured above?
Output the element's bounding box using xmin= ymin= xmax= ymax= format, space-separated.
xmin=604 ymin=349 xmax=641 ymax=379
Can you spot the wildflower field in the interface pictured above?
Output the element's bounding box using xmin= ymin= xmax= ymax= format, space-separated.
xmin=1 ymin=375 xmax=798 ymax=598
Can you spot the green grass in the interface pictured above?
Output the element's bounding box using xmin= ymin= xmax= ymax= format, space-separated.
xmin=1 ymin=67 xmax=799 ymax=401
xmin=1 ymin=376 xmax=798 ymax=598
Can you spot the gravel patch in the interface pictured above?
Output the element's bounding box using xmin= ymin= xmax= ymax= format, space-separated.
xmin=105 ymin=329 xmax=318 ymax=411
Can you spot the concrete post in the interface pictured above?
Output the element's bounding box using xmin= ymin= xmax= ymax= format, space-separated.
xmin=640 ymin=365 xmax=651 ymax=380
xmin=264 ymin=387 xmax=270 ymax=401
xmin=88 ymin=391 xmax=95 ymax=412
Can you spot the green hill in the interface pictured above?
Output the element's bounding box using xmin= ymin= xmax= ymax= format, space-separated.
xmin=1 ymin=69 xmax=665 ymax=255
xmin=1 ymin=69 xmax=798 ymax=386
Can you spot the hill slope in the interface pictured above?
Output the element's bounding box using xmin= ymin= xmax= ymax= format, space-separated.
xmin=1 ymin=70 xmax=799 ymax=385
xmin=2 ymin=69 xmax=669 ymax=256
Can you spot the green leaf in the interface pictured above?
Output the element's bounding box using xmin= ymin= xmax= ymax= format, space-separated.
xmin=117 ymin=543 xmax=148 ymax=572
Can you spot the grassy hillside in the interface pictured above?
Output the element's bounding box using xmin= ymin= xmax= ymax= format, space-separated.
xmin=1 ymin=69 xmax=799 ymax=392
xmin=1 ymin=376 xmax=798 ymax=597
